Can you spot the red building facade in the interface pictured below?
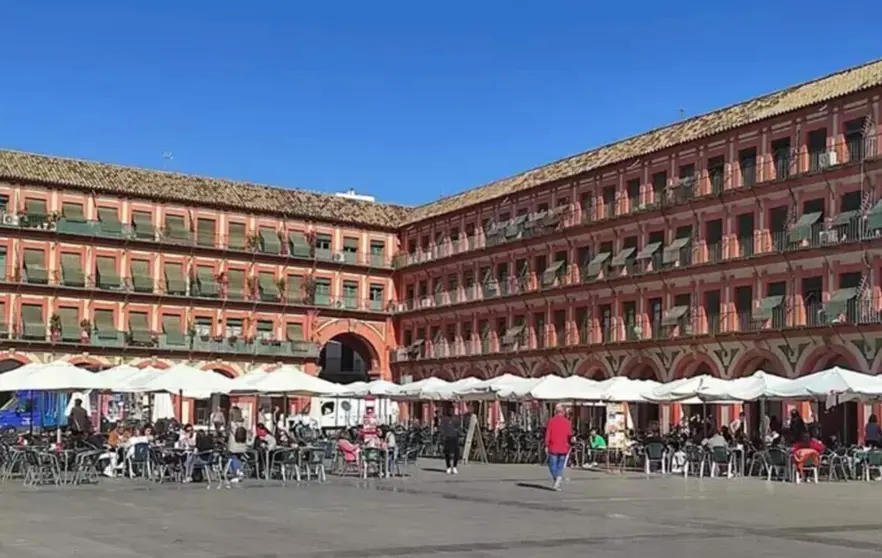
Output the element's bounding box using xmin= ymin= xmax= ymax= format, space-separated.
xmin=392 ymin=60 xmax=882 ymax=433
xmin=1 ymin=60 xmax=882 ymax=432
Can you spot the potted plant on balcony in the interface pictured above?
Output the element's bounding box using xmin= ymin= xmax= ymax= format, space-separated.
xmin=49 ymin=313 xmax=62 ymax=343
xmin=246 ymin=234 xmax=261 ymax=252
xmin=80 ymin=318 xmax=92 ymax=343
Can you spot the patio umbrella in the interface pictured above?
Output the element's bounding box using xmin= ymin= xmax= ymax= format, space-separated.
xmin=595 ymin=377 xmax=661 ymax=402
xmin=456 ymin=374 xmax=542 ymax=401
xmin=98 ymin=364 xmax=164 ymax=393
xmin=0 ymin=361 xmax=109 ymax=391
xmin=774 ymin=366 xmax=882 ymax=405
xmin=230 ymin=364 xmax=341 ymax=396
xmin=139 ymin=363 xmax=234 ymax=399
xmin=527 ymin=375 xmax=602 ymax=401
xmin=645 ymin=375 xmax=731 ymax=402
xmin=338 ymin=379 xmax=401 ymax=398
xmin=394 ymin=377 xmax=452 ymax=401
xmin=722 ymin=371 xmax=795 ymax=401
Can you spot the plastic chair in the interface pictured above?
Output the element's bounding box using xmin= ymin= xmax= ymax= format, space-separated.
xmin=709 ymin=446 xmax=734 ymax=478
xmin=765 ymin=448 xmax=789 ymax=481
xmin=644 ymin=442 xmax=666 ymax=474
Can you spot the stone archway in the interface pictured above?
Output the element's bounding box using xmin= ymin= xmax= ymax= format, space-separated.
xmin=318 ymin=332 xmax=379 ymax=385
xmin=730 ymin=348 xmax=788 ymax=378
xmin=799 ymin=343 xmax=864 ymax=375
xmin=0 ymin=358 xmax=28 ymax=409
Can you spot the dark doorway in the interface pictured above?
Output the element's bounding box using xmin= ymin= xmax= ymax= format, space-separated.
xmin=319 ymin=333 xmax=374 ymax=384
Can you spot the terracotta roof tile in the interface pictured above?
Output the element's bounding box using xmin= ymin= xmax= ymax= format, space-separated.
xmin=0 ymin=150 xmax=410 ymax=229
xmin=404 ymin=58 xmax=882 ymax=225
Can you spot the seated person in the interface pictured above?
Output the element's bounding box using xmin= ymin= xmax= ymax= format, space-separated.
xmin=791 ymin=431 xmax=824 ymax=483
xmin=177 ymin=424 xmax=197 ymax=449
xmin=587 ymin=428 xmax=606 ymax=467
xmin=701 ymin=428 xmax=729 ymax=449
xmin=865 ymin=414 xmax=882 ymax=448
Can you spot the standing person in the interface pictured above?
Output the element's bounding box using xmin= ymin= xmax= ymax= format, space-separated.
xmin=439 ymin=406 xmax=461 ymax=475
xmin=545 ymin=404 xmax=572 ymax=491
xmin=67 ymin=398 xmax=91 ymax=445
xmin=227 ymin=415 xmax=251 ymax=483
xmin=210 ymin=407 xmax=226 ymax=434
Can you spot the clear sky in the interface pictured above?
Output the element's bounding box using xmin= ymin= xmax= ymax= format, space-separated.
xmin=1 ymin=0 xmax=879 ymax=207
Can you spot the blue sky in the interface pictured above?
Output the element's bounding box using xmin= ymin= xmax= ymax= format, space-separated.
xmin=1 ymin=1 xmax=878 ymax=207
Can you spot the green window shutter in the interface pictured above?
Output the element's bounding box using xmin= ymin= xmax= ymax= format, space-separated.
xmin=228 ymin=222 xmax=246 ymax=250
xmin=258 ymin=272 xmax=280 ymax=300
xmin=286 ymin=323 xmax=304 ymax=341
xmin=97 ymin=206 xmax=122 ymax=235
xmin=94 ymin=309 xmax=116 ymax=333
xmin=288 ymin=231 xmax=311 ymax=257
xmin=163 ymin=263 xmax=187 ymax=295
xmin=131 ymin=211 xmax=155 ymax=240
xmin=343 ymin=281 xmax=358 ymax=308
xmin=258 ymin=227 xmax=281 ymax=254
xmin=25 ymin=198 xmax=47 ymax=217
xmin=164 ymin=214 xmax=189 ymax=241
xmin=314 ymin=278 xmax=331 ymax=305
xmin=661 ymin=305 xmax=690 ymax=326
xmin=22 ymin=249 xmax=48 ymax=284
xmin=342 ymin=237 xmax=359 ymax=263
xmin=662 ymin=238 xmax=691 ymax=265
xmin=788 ymin=212 xmax=822 ymax=243
xmin=96 ymin=256 xmax=121 ymax=289
xmin=58 ymin=306 xmax=80 ymax=341
xmin=21 ymin=304 xmax=45 ymax=339
xmin=195 ymin=266 xmax=219 ymax=297
xmin=161 ymin=314 xmax=186 ymax=346
xmin=636 ymin=242 xmax=662 ymax=260
xmin=60 ymin=253 xmax=85 ymax=287
xmin=196 ymin=218 xmax=217 ymax=247
xmin=128 ymin=312 xmax=153 ymax=344
xmin=227 ymin=269 xmax=245 ymax=299
xmin=62 ymin=203 xmax=86 ymax=222
xmin=129 ymin=259 xmax=153 ymax=293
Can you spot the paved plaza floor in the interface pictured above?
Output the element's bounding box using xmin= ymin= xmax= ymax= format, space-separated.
xmin=2 ymin=460 xmax=881 ymax=557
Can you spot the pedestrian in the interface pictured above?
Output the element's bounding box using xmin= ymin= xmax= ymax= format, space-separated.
xmin=545 ymin=404 xmax=572 ymax=491
xmin=439 ymin=406 xmax=461 ymax=474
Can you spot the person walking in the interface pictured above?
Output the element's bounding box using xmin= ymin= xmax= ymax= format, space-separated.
xmin=545 ymin=404 xmax=572 ymax=491
xmin=439 ymin=406 xmax=461 ymax=474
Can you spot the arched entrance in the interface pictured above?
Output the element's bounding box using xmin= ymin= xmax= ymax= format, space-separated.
xmin=0 ymin=358 xmax=26 ymax=409
xmin=319 ymin=332 xmax=376 ymax=384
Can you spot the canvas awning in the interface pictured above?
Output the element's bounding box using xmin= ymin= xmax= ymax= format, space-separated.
xmin=635 ymin=242 xmax=662 ymax=260
xmin=868 ymin=201 xmax=882 ymax=231
xmin=832 ymin=210 xmax=860 ymax=226
xmin=610 ymin=247 xmax=636 ymax=267
xmin=542 ymin=260 xmax=565 ymax=284
xmin=196 ymin=219 xmax=216 ymax=247
xmin=60 ymin=253 xmax=85 ymax=288
xmin=288 ymin=231 xmax=311 ymax=257
xmin=129 ymin=260 xmax=153 ymax=293
xmin=131 ymin=212 xmax=155 ymax=239
xmin=259 ymin=228 xmax=282 ymax=254
xmin=164 ymin=263 xmax=187 ymax=295
xmin=227 ymin=269 xmax=245 ymax=299
xmin=62 ymin=203 xmax=86 ymax=222
xmin=661 ymin=305 xmax=690 ymax=326
xmin=584 ymin=252 xmax=611 ymax=278
xmin=58 ymin=307 xmax=80 ymax=342
xmin=128 ymin=313 xmax=153 ymax=344
xmin=96 ymin=257 xmax=121 ymax=289
xmin=164 ymin=214 xmax=189 ymax=242
xmin=22 ymin=250 xmax=48 ymax=283
xmin=258 ymin=273 xmax=280 ymax=300
xmin=662 ymin=237 xmax=691 ymax=264
xmin=196 ymin=266 xmax=219 ymax=297
xmin=228 ymin=223 xmax=247 ymax=250
xmin=751 ymin=295 xmax=784 ymax=321
xmin=501 ymin=325 xmax=525 ymax=344
xmin=788 ymin=212 xmax=822 ymax=243
xmin=824 ymin=288 xmax=857 ymax=319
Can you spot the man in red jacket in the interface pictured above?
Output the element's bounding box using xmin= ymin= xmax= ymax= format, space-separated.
xmin=545 ymin=404 xmax=572 ymax=490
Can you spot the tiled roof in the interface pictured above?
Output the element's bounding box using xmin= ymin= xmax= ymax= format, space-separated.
xmin=404 ymin=58 xmax=882 ymax=226
xmin=0 ymin=150 xmax=410 ymax=229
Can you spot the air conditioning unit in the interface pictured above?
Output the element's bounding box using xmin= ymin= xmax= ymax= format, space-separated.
xmin=0 ymin=213 xmax=20 ymax=226
xmin=334 ymin=300 xmax=345 ymax=309
xmin=332 ymin=252 xmax=345 ymax=262
xmin=818 ymin=151 xmax=839 ymax=169
xmin=819 ymin=229 xmax=839 ymax=244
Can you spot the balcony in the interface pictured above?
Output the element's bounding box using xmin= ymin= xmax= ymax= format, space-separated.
xmin=0 ymin=214 xmax=394 ymax=269
xmin=392 ymin=293 xmax=882 ymax=365
xmin=392 ymin=133 xmax=880 ymax=273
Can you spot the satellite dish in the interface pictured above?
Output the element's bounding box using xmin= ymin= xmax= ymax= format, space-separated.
xmin=341 ymin=401 xmax=351 ymax=412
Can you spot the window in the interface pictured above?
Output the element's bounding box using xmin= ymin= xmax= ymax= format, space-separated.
xmin=61 ymin=202 xmax=85 ymax=222
xmin=286 ymin=323 xmax=304 ymax=341
xmin=771 ymin=137 xmax=792 ymax=179
xmin=129 ymin=259 xmax=153 ymax=293
xmin=225 ymin=318 xmax=244 ymax=338
xmin=580 ymin=192 xmax=593 ymax=221
xmin=576 ymin=307 xmax=590 ymax=344
xmin=0 ymin=247 xmax=6 ymax=281
xmin=228 ymin=222 xmax=247 ymax=250
xmin=622 ymin=301 xmax=637 ymax=340
xmin=534 ymin=312 xmax=545 ymax=349
xmin=705 ymin=219 xmax=723 ymax=261
xmin=678 ymin=163 xmax=695 ymax=184
xmin=708 ymin=156 xmax=725 ymax=194
xmin=369 ymin=240 xmax=385 ymax=266
xmin=626 ymin=178 xmax=640 ymax=211
xmin=258 ymin=227 xmax=281 ymax=255
xmin=256 ymin=320 xmax=274 ymax=340
xmin=95 ymin=255 xmax=121 ymax=290
xmin=24 ymin=198 xmax=48 ymax=217
xmin=314 ymin=278 xmax=331 ymax=305
xmin=602 ymin=186 xmax=616 ymax=216
xmin=845 ymin=118 xmax=867 ymax=162
xmin=163 ymin=262 xmax=187 ymax=295
xmin=704 ymin=290 xmax=721 ymax=333
xmin=598 ymin=304 xmax=611 ymax=342
xmin=0 ymin=194 xmax=8 ymax=213
xmin=343 ymin=281 xmax=358 ymax=308
xmin=739 ymin=147 xmax=757 ymax=187
xmin=648 ymin=297 xmax=663 ymax=337
xmin=342 ymin=237 xmax=359 ymax=264
xmin=808 ymin=128 xmax=828 ymax=171
xmin=21 ymin=304 xmax=45 ymax=340
xmin=196 ymin=218 xmax=216 ymax=247
xmin=553 ymin=310 xmax=566 ymax=346
xmin=315 ymin=233 xmax=332 ymax=260
xmin=22 ymin=248 xmax=47 ymax=284
xmin=651 ymin=171 xmax=667 ymax=201
xmin=164 ymin=213 xmax=189 ymax=241
xmin=286 ymin=274 xmax=303 ymax=302
xmin=369 ymin=284 xmax=384 ymax=311
xmin=193 ymin=316 xmax=213 ymax=338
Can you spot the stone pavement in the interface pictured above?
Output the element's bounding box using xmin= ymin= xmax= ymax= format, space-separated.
xmin=1 ymin=460 xmax=881 ymax=557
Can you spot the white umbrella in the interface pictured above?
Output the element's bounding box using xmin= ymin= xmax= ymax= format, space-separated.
xmin=139 ymin=363 xmax=234 ymax=399
xmin=528 ymin=375 xmax=602 ymax=401
xmin=0 ymin=361 xmax=108 ymax=391
xmin=456 ymin=374 xmax=542 ymax=401
xmin=395 ymin=377 xmax=452 ymax=400
xmin=646 ymin=375 xmax=731 ymax=402
xmin=98 ymin=364 xmax=164 ymax=392
xmin=338 ymin=379 xmax=401 ymax=398
xmin=595 ymin=377 xmax=661 ymax=402
xmin=421 ymin=377 xmax=484 ymax=400
xmin=230 ymin=364 xmax=340 ymax=396
xmin=722 ymin=371 xmax=795 ymax=401
xmin=774 ymin=366 xmax=882 ymax=403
